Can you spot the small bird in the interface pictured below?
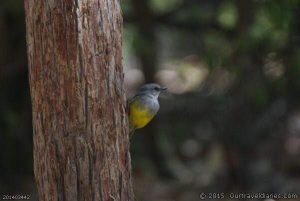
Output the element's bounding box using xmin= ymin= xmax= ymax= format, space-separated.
xmin=128 ymin=83 xmax=167 ymax=134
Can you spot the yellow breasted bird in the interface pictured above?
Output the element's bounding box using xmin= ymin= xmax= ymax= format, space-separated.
xmin=128 ymin=83 xmax=167 ymax=134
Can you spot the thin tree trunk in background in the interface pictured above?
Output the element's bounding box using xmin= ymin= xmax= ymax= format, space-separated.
xmin=24 ymin=0 xmax=133 ymax=200
xmin=131 ymin=0 xmax=172 ymax=178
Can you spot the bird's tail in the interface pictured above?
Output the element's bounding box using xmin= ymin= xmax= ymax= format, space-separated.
xmin=129 ymin=124 xmax=136 ymax=135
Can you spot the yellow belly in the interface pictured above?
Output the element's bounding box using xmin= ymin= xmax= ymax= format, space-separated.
xmin=129 ymin=101 xmax=155 ymax=129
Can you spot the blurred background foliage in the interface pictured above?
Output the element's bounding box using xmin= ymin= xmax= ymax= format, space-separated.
xmin=1 ymin=0 xmax=300 ymax=200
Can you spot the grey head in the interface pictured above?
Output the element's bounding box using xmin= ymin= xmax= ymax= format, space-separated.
xmin=136 ymin=83 xmax=167 ymax=99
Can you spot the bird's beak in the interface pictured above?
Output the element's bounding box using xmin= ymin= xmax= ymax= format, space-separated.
xmin=160 ymin=87 xmax=167 ymax=91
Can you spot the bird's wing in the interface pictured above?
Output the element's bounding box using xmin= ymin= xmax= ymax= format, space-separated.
xmin=127 ymin=95 xmax=139 ymax=133
xmin=126 ymin=95 xmax=138 ymax=115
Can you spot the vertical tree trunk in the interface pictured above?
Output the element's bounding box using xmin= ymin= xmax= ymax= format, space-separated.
xmin=24 ymin=0 xmax=133 ymax=200
xmin=131 ymin=0 xmax=172 ymax=178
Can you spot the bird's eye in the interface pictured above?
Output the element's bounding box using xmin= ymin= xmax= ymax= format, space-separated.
xmin=154 ymin=87 xmax=160 ymax=91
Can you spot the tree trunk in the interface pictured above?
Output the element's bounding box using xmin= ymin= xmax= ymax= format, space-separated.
xmin=24 ymin=0 xmax=133 ymax=200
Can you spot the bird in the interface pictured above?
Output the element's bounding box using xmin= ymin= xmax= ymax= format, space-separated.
xmin=128 ymin=83 xmax=167 ymax=134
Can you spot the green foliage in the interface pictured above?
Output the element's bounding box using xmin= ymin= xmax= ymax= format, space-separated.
xmin=150 ymin=0 xmax=182 ymax=13
xmin=217 ymin=1 xmax=238 ymax=29
xmin=250 ymin=85 xmax=269 ymax=108
xmin=203 ymin=31 xmax=233 ymax=64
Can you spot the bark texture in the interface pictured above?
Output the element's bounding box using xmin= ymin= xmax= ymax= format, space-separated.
xmin=24 ymin=0 xmax=133 ymax=200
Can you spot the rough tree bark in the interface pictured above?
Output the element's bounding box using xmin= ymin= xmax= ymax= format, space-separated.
xmin=24 ymin=0 xmax=133 ymax=200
